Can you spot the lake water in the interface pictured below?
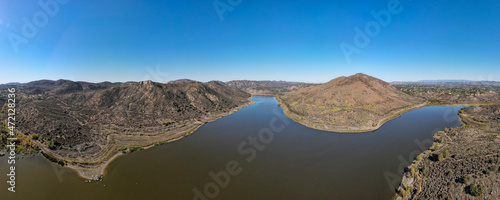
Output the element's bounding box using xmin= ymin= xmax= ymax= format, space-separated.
xmin=0 ymin=96 xmax=465 ymax=200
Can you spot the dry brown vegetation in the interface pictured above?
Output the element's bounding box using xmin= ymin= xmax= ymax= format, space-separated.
xmin=1 ymin=79 xmax=252 ymax=179
xmin=394 ymin=104 xmax=500 ymax=200
xmin=225 ymin=80 xmax=314 ymax=95
xmin=278 ymin=73 xmax=425 ymax=132
xmin=395 ymin=84 xmax=500 ymax=105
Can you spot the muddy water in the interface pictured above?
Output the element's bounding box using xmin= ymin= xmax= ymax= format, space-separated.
xmin=0 ymin=96 xmax=465 ymax=199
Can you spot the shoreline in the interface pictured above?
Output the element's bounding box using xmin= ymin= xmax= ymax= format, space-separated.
xmin=392 ymin=103 xmax=500 ymax=199
xmin=276 ymin=96 xmax=499 ymax=133
xmin=39 ymin=97 xmax=255 ymax=180
xmin=275 ymin=95 xmax=428 ymax=133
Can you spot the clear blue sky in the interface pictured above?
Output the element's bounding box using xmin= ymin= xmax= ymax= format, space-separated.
xmin=0 ymin=0 xmax=499 ymax=83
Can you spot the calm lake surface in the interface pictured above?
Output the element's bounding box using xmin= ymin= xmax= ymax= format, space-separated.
xmin=0 ymin=96 xmax=465 ymax=200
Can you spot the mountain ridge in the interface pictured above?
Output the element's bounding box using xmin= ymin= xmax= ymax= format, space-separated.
xmin=8 ymin=79 xmax=253 ymax=179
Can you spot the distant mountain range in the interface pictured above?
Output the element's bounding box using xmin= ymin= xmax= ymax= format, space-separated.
xmin=392 ymin=80 xmax=500 ymax=86
xmin=0 ymin=82 xmax=23 ymax=85
xmin=3 ymin=79 xmax=499 ymax=87
xmin=225 ymin=80 xmax=314 ymax=95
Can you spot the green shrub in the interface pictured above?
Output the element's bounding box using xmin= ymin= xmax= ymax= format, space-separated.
xmin=162 ymin=122 xmax=173 ymax=126
xmin=154 ymin=142 xmax=165 ymax=146
xmin=485 ymin=165 xmax=498 ymax=174
xmin=407 ymin=186 xmax=413 ymax=192
xmin=129 ymin=147 xmax=144 ymax=153
xmin=400 ymin=189 xmax=406 ymax=198
xmin=443 ymin=149 xmax=450 ymax=158
xmin=437 ymin=150 xmax=450 ymax=161
xmin=41 ymin=151 xmax=64 ymax=166
xmin=438 ymin=153 xmax=444 ymax=161
xmin=467 ymin=183 xmax=484 ymax=197
xmin=428 ymin=98 xmax=442 ymax=104
xmin=41 ymin=151 xmax=58 ymax=163
xmin=422 ymin=167 xmax=429 ymax=173
xmin=439 ymin=194 xmax=449 ymax=200
xmin=409 ymin=166 xmax=416 ymax=178
xmin=461 ymin=175 xmax=471 ymax=185
xmin=417 ymin=155 xmax=422 ymax=161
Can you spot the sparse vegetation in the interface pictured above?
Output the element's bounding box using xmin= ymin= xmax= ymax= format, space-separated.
xmin=438 ymin=153 xmax=444 ymax=161
xmin=394 ymin=84 xmax=500 ymax=105
xmin=225 ymin=80 xmax=313 ymax=96
xmin=280 ymin=73 xmax=424 ymax=133
xmin=443 ymin=149 xmax=450 ymax=158
xmin=0 ymin=121 xmax=38 ymax=154
xmin=461 ymin=175 xmax=471 ymax=185
xmin=129 ymin=147 xmax=144 ymax=153
xmin=394 ymin=104 xmax=499 ymax=199
xmin=41 ymin=151 xmax=64 ymax=166
xmin=437 ymin=136 xmax=443 ymax=143
xmin=439 ymin=194 xmax=449 ymax=200
xmin=409 ymin=166 xmax=416 ymax=178
xmin=0 ymin=79 xmax=252 ymax=179
xmin=466 ymin=183 xmax=484 ymax=197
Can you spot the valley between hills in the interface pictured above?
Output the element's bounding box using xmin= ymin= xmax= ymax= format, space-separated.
xmin=1 ymin=73 xmax=499 ymax=199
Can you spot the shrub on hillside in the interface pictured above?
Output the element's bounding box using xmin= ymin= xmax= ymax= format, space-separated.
xmin=466 ymin=183 xmax=484 ymax=197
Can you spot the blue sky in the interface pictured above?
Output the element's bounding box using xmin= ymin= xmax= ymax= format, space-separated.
xmin=0 ymin=0 xmax=499 ymax=83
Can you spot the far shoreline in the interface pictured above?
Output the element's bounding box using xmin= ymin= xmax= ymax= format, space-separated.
xmin=274 ymin=95 xmax=498 ymax=133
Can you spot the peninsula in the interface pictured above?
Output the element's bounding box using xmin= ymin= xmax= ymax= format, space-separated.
xmin=277 ymin=73 xmax=425 ymax=133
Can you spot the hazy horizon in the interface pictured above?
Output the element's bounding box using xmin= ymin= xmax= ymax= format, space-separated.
xmin=1 ymin=0 xmax=499 ymax=83
xmin=2 ymin=74 xmax=500 ymax=85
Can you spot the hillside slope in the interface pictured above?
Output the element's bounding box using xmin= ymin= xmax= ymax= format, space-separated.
xmin=394 ymin=104 xmax=500 ymax=200
xmin=13 ymin=79 xmax=252 ymax=179
xmin=278 ymin=73 xmax=425 ymax=132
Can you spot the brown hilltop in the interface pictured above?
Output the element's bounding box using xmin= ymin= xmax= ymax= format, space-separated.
xmin=278 ymin=73 xmax=425 ymax=132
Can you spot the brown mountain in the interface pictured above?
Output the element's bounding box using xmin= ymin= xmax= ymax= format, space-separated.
xmin=278 ymin=73 xmax=425 ymax=132
xmin=14 ymin=79 xmax=252 ymax=179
